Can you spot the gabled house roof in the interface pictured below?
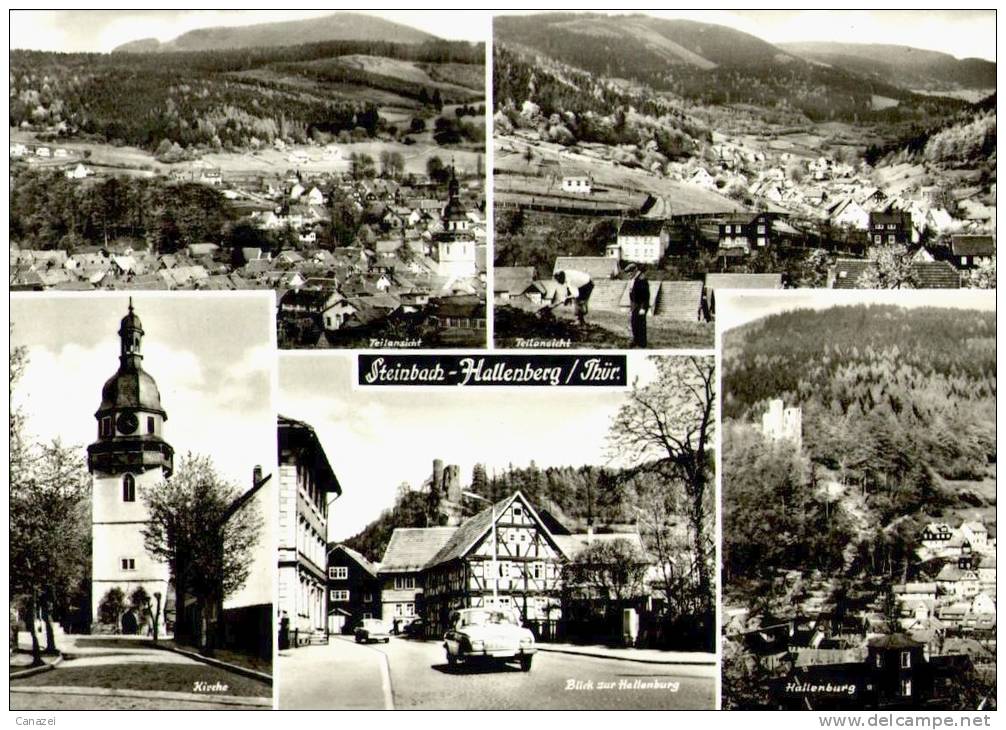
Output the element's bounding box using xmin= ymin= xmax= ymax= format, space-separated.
xmin=704 ymin=273 xmax=783 ymax=291
xmin=553 ymin=256 xmax=619 ymax=280
xmin=425 ymin=491 xmax=562 ymax=570
xmin=379 ymin=527 xmax=458 ymax=573
xmin=493 ymin=266 xmax=536 ymax=294
xmin=618 ymin=218 xmax=666 ymax=237
xmin=329 ymin=544 xmax=380 ymax=579
xmin=912 ymin=261 xmax=961 ymax=289
xmin=950 ymin=235 xmax=995 ymax=257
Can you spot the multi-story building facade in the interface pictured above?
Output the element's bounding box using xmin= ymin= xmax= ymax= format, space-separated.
xmin=378 ymin=527 xmax=456 ymax=632
xmin=327 ymin=544 xmax=381 ymax=634
xmin=87 ymin=301 xmax=174 ymax=632
xmin=278 ymin=415 xmax=341 ymax=644
xmin=615 ymin=219 xmax=669 ymax=264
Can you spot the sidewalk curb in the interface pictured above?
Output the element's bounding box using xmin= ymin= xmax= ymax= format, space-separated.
xmin=10 ymin=655 xmax=63 ymax=679
xmin=536 ymin=646 xmax=716 ymax=666
xmin=9 ymin=684 xmax=271 ymax=707
xmin=152 ymin=643 xmax=272 ymax=685
xmin=346 ymin=637 xmax=396 ymax=710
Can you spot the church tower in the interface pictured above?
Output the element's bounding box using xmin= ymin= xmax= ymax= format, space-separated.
xmin=431 ymin=166 xmax=477 ymax=278
xmin=87 ymin=301 xmax=173 ymax=629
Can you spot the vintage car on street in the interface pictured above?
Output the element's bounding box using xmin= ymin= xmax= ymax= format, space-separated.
xmin=354 ymin=618 xmax=391 ymax=644
xmin=443 ymin=608 xmax=536 ymax=671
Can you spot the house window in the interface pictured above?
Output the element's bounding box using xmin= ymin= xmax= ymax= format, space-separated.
xmin=406 ymin=603 xmax=415 ymax=617
xmin=901 ymin=651 xmax=911 ymax=669
xmin=875 ymin=654 xmax=883 ymax=669
xmin=395 ymin=603 xmax=403 ymax=616
xmin=100 ymin=416 xmax=112 ymax=437
xmin=513 ymin=506 xmax=522 ymax=517
xmin=121 ymin=558 xmax=136 ymax=571
xmin=901 ymin=679 xmax=912 ymax=697
xmin=394 ymin=576 xmax=415 ymax=590
xmin=330 ymin=566 xmax=348 ymax=580
xmin=874 ymin=235 xmax=882 ymax=244
xmin=363 ymin=592 xmax=373 ymax=603
xmin=888 ymin=235 xmax=895 ymax=244
xmin=363 ymin=612 xmax=372 ymax=620
xmin=533 ymin=563 xmax=544 ymax=580
xmin=330 ymin=590 xmax=349 ymax=602
xmin=757 ymin=225 xmax=766 ymax=234
xmin=122 ymin=474 xmax=136 ymax=503
xmin=498 ymin=561 xmax=509 ymax=578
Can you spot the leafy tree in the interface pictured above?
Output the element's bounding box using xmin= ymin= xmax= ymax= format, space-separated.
xmin=564 ymin=538 xmax=649 ymax=607
xmin=858 ymin=244 xmax=919 ymax=289
xmin=10 ymin=336 xmax=91 ymax=660
xmin=721 ymin=639 xmax=775 ymax=710
xmin=97 ymin=587 xmax=126 ymax=627
xmin=426 ymin=155 xmax=449 ymax=184
xmin=608 ymin=356 xmax=715 ymax=617
xmin=965 ymin=257 xmax=996 ymax=289
xmin=142 ymin=453 xmax=262 ymax=650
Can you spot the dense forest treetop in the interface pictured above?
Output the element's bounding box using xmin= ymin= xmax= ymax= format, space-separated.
xmin=111 ymin=12 xmax=436 ymax=53
xmin=723 ymin=304 xmax=996 ymax=421
xmin=779 ymin=42 xmax=996 ymax=91
xmin=10 ymin=39 xmax=484 ymax=151
xmin=494 ymin=13 xmax=971 ymax=123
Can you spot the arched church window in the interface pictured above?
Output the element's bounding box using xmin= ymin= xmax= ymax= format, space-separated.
xmin=123 ymin=474 xmax=136 ymax=502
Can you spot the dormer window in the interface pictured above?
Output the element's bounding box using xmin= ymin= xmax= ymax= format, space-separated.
xmin=123 ymin=474 xmax=136 ymax=502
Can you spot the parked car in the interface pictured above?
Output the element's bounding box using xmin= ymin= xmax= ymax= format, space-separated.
xmin=355 ymin=618 xmax=390 ymax=644
xmin=443 ymin=608 xmax=536 ymax=671
xmin=403 ymin=617 xmax=425 ymax=639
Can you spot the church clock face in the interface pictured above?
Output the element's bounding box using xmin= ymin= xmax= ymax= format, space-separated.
xmin=116 ymin=412 xmax=139 ymax=435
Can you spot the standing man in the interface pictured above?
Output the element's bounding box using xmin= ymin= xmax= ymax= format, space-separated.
xmin=629 ymin=270 xmax=650 ymax=347
xmin=553 ymin=269 xmax=594 ymax=326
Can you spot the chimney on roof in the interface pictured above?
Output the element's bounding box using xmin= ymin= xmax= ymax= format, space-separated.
xmin=253 ymin=465 xmax=262 ymax=486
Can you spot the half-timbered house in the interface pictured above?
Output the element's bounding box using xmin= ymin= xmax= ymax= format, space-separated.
xmin=421 ymin=492 xmax=565 ymax=637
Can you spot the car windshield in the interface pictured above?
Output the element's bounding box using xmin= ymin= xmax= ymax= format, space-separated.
xmin=362 ymin=620 xmax=384 ymax=629
xmin=460 ymin=610 xmax=517 ymax=627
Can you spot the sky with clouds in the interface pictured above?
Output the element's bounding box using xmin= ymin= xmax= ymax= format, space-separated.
xmin=9 ymin=10 xmax=994 ymax=60
xmin=10 ymin=293 xmax=276 ymax=490
xmin=279 ymin=353 xmax=663 ymax=541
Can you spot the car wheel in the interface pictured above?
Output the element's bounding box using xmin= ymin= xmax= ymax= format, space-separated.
xmin=355 ymin=636 xmax=361 ymax=643
xmin=384 ymin=638 xmax=390 ymax=643
xmin=520 ymin=656 xmax=533 ymax=672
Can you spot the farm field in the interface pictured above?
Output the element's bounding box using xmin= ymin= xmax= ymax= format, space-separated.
xmin=11 ymin=128 xmax=484 ymax=178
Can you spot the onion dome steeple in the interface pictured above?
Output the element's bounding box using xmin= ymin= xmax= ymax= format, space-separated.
xmin=88 ymin=299 xmax=173 ymax=477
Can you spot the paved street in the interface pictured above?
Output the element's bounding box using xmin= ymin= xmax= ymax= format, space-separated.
xmin=279 ymin=635 xmax=715 ymax=710
xmin=10 ymin=633 xmax=271 ymax=710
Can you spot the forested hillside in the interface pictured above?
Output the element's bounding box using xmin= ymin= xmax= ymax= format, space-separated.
xmin=10 ymin=39 xmax=484 ymax=151
xmin=779 ymin=42 xmax=996 ymax=91
xmin=723 ymin=304 xmax=996 ymax=590
xmin=343 ymin=462 xmax=638 ymax=563
xmin=494 ymin=14 xmax=968 ymax=123
xmin=493 ymin=45 xmax=708 ymax=154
